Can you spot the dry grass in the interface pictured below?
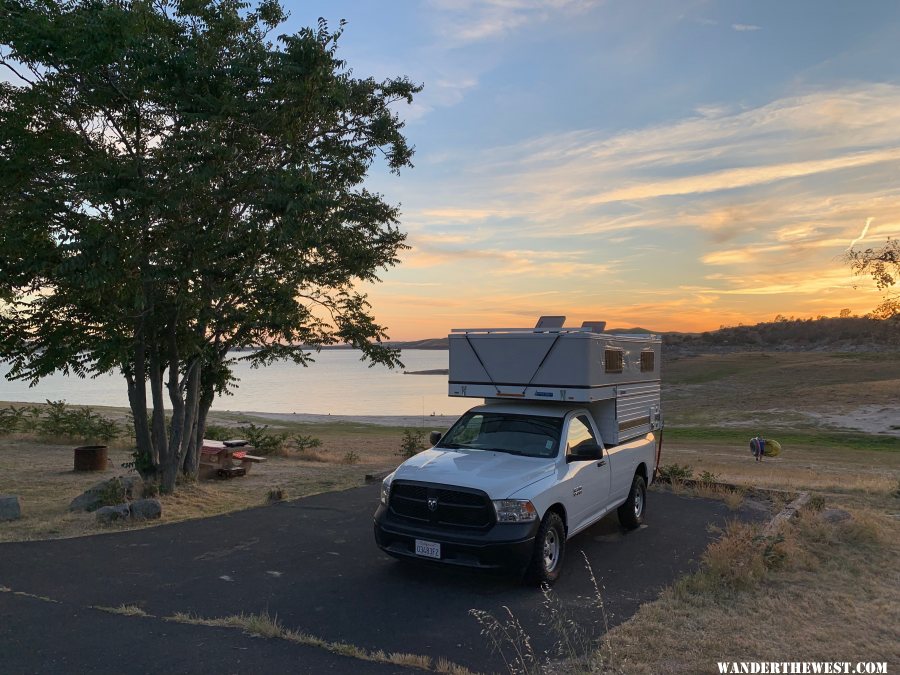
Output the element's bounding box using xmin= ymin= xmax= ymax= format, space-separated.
xmin=0 ymin=414 xmax=413 ymax=542
xmin=165 ymin=609 xmax=474 ymax=673
xmin=94 ymin=604 xmax=148 ymax=617
xmin=575 ymin=503 xmax=900 ymax=674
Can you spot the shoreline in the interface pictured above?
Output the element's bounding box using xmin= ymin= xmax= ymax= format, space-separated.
xmin=241 ymin=411 xmax=460 ymax=428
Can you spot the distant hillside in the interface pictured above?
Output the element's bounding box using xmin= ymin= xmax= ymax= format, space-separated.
xmin=389 ymin=317 xmax=899 ymax=352
xmin=666 ymin=316 xmax=900 ymax=353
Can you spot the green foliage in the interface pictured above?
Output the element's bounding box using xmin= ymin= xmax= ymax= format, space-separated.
xmin=203 ymin=425 xmax=232 ymax=442
xmin=122 ymin=447 xmax=155 ymax=478
xmin=0 ymin=406 xmax=27 ymax=434
xmin=0 ymin=0 xmax=419 ymax=492
xmin=658 ymin=463 xmax=694 ymax=482
xmin=95 ymin=479 xmax=126 ymax=508
xmin=342 ymin=450 xmax=360 ymax=465
xmin=698 ymin=470 xmax=719 ymax=485
xmin=238 ymin=422 xmax=286 ymax=456
xmin=291 ymin=434 xmax=322 ymax=452
xmin=0 ymin=400 xmax=120 ymax=442
xmin=398 ymin=428 xmax=425 ymax=458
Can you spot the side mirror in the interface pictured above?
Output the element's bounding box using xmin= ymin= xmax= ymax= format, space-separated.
xmin=567 ymin=441 xmax=603 ymax=462
xmin=429 ymin=430 xmax=443 ymax=446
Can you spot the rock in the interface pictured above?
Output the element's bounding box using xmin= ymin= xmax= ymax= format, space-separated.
xmin=95 ymin=503 xmax=131 ymax=524
xmin=69 ymin=477 xmax=127 ymax=513
xmin=0 ymin=495 xmax=22 ymax=522
xmin=120 ymin=476 xmax=145 ymax=500
xmin=821 ymin=508 xmax=852 ymax=524
xmin=129 ymin=498 xmax=162 ymax=521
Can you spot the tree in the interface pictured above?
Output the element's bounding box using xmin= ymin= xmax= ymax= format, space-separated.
xmin=0 ymin=0 xmax=421 ymax=492
xmin=847 ymin=238 xmax=900 ymax=320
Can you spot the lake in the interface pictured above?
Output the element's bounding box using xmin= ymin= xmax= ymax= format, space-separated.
xmin=0 ymin=350 xmax=474 ymax=417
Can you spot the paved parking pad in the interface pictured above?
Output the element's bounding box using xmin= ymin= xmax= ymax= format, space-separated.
xmin=0 ymin=483 xmax=766 ymax=673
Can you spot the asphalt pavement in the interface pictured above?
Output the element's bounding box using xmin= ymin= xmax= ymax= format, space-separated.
xmin=0 ymin=483 xmax=767 ymax=674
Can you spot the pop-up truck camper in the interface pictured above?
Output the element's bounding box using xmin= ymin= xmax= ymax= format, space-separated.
xmin=374 ymin=317 xmax=663 ymax=583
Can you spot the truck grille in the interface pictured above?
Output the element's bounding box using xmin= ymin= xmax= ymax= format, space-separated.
xmin=389 ymin=481 xmax=494 ymax=529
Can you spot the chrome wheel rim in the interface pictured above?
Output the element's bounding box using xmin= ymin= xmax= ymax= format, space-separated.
xmin=634 ymin=486 xmax=644 ymax=518
xmin=543 ymin=529 xmax=560 ymax=572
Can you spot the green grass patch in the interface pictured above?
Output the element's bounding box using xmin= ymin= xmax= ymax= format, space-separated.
xmin=667 ymin=426 xmax=900 ymax=452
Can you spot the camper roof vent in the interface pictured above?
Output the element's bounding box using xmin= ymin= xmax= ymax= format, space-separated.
xmin=534 ymin=315 xmax=565 ymax=330
xmin=581 ymin=321 xmax=607 ymax=333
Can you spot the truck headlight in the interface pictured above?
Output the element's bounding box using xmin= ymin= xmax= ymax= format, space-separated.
xmin=493 ymin=499 xmax=538 ymax=523
xmin=380 ymin=480 xmax=392 ymax=506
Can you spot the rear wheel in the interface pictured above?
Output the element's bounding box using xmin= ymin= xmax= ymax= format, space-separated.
xmin=618 ymin=474 xmax=646 ymax=530
xmin=525 ymin=511 xmax=566 ymax=584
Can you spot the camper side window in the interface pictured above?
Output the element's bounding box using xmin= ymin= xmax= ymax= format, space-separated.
xmin=604 ymin=349 xmax=624 ymax=373
xmin=641 ymin=350 xmax=655 ymax=372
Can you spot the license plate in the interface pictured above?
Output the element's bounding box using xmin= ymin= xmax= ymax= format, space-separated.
xmin=415 ymin=539 xmax=441 ymax=559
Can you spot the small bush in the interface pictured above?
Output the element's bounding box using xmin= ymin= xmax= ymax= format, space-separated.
xmin=203 ymin=425 xmax=232 ymax=441
xmin=398 ymin=428 xmax=425 ymax=458
xmin=267 ymin=487 xmax=286 ymax=503
xmin=238 ymin=422 xmax=286 ymax=456
xmin=807 ymin=494 xmax=826 ymax=511
xmin=291 ymin=434 xmax=322 ymax=452
xmin=343 ymin=450 xmax=360 ymax=465
xmin=658 ymin=463 xmax=693 ymax=482
xmin=96 ymin=479 xmax=126 ymax=508
xmin=142 ymin=481 xmax=160 ymax=498
xmin=698 ymin=470 xmax=719 ymax=485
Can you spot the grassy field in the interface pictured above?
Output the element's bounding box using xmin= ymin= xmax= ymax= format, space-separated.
xmin=0 ymin=412 xmax=415 ymax=542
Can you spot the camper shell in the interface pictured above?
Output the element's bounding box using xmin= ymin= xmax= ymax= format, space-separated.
xmin=448 ymin=320 xmax=662 ymax=445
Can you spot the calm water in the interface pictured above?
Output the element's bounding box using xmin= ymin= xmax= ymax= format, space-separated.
xmin=0 ymin=350 xmax=472 ymax=416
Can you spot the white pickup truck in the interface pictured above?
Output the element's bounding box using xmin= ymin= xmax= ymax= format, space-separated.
xmin=373 ymin=319 xmax=662 ymax=583
xmin=373 ymin=402 xmax=659 ymax=583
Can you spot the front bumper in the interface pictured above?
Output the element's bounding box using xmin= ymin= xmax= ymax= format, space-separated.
xmin=373 ymin=504 xmax=538 ymax=573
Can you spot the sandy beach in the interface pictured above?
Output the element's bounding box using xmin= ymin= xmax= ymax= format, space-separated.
xmin=244 ymin=411 xmax=460 ymax=428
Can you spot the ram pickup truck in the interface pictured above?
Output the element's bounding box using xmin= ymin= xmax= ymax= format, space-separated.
xmin=373 ymin=401 xmax=658 ymax=583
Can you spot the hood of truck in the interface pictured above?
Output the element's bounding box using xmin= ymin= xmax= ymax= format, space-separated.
xmin=391 ymin=448 xmax=555 ymax=499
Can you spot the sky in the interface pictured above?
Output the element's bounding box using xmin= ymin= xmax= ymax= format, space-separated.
xmin=278 ymin=0 xmax=900 ymax=339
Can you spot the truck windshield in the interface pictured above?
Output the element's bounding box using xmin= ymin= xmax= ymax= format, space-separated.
xmin=439 ymin=412 xmax=563 ymax=458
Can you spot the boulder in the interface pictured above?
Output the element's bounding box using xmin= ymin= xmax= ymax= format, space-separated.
xmin=821 ymin=508 xmax=852 ymax=524
xmin=129 ymin=498 xmax=162 ymax=521
xmin=0 ymin=495 xmax=22 ymax=522
xmin=120 ymin=476 xmax=145 ymax=500
xmin=68 ymin=477 xmax=127 ymax=513
xmin=95 ymin=503 xmax=131 ymax=524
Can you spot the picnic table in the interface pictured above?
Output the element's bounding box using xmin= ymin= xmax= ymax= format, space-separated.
xmin=199 ymin=439 xmax=266 ymax=479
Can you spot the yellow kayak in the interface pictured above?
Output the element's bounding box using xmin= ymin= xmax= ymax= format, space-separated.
xmin=763 ymin=439 xmax=781 ymax=457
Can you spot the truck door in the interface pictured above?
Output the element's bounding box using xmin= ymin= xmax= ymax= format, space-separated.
xmin=564 ymin=413 xmax=612 ymax=532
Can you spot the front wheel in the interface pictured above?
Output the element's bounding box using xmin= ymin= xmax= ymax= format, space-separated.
xmin=618 ymin=474 xmax=646 ymax=530
xmin=525 ymin=511 xmax=566 ymax=584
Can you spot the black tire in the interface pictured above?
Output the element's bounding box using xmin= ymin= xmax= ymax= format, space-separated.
xmin=525 ymin=511 xmax=566 ymax=584
xmin=618 ymin=474 xmax=646 ymax=530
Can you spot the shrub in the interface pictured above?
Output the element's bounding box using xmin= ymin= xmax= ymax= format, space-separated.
xmin=237 ymin=422 xmax=286 ymax=456
xmin=343 ymin=450 xmax=360 ymax=465
xmin=96 ymin=479 xmax=126 ymax=508
xmin=398 ymin=428 xmax=425 ymax=458
xmin=36 ymin=400 xmax=121 ymax=442
xmin=267 ymin=487 xmax=286 ymax=503
xmin=203 ymin=425 xmax=232 ymax=441
xmin=698 ymin=470 xmax=719 ymax=485
xmin=291 ymin=434 xmax=322 ymax=452
xmin=658 ymin=463 xmax=693 ymax=482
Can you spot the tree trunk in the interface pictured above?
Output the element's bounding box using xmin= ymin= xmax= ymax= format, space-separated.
xmin=149 ymin=347 xmax=175 ymax=492
xmin=125 ymin=323 xmax=156 ymax=479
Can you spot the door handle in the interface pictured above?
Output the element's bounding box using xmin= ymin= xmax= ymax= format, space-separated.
xmin=596 ymin=460 xmax=607 ymax=467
